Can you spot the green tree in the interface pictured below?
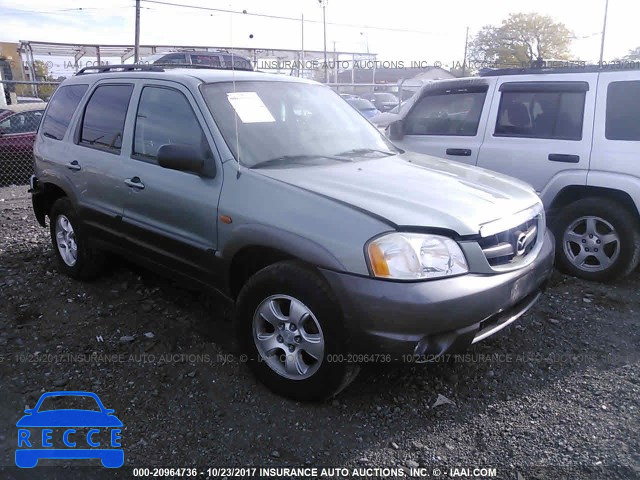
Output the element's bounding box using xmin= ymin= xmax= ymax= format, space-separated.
xmin=34 ymin=60 xmax=53 ymax=81
xmin=624 ymin=47 xmax=640 ymax=60
xmin=16 ymin=60 xmax=57 ymax=100
xmin=469 ymin=13 xmax=574 ymax=68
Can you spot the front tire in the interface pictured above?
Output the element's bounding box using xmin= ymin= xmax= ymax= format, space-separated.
xmin=49 ymin=197 xmax=106 ymax=280
xmin=551 ymin=197 xmax=640 ymax=282
xmin=236 ymin=261 xmax=359 ymax=401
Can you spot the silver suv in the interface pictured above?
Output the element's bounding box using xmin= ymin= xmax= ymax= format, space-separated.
xmin=30 ymin=65 xmax=554 ymax=400
xmin=384 ymin=66 xmax=640 ymax=282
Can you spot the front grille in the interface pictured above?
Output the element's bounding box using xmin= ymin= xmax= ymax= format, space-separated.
xmin=479 ymin=216 xmax=540 ymax=267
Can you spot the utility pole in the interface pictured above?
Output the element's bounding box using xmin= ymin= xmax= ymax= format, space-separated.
xmin=301 ymin=13 xmax=305 ymax=78
xmin=319 ymin=0 xmax=328 ymax=83
xmin=462 ymin=26 xmax=469 ymax=77
xmin=134 ymin=0 xmax=141 ymax=63
xmin=598 ymin=0 xmax=609 ymax=66
xmin=333 ymin=40 xmax=337 ymax=83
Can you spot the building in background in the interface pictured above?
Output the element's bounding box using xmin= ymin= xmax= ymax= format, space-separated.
xmin=0 ymin=42 xmax=24 ymax=105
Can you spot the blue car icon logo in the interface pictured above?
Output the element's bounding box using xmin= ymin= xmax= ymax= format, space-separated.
xmin=16 ymin=391 xmax=124 ymax=468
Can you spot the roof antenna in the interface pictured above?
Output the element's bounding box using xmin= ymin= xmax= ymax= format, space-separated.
xmin=230 ymin=2 xmax=241 ymax=178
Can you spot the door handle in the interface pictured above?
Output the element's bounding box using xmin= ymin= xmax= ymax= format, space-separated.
xmin=124 ymin=177 xmax=145 ymax=189
xmin=446 ymin=148 xmax=472 ymax=156
xmin=548 ymin=153 xmax=580 ymax=163
xmin=66 ymin=160 xmax=81 ymax=171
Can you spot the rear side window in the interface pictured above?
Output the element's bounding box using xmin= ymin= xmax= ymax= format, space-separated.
xmin=495 ymin=90 xmax=585 ymax=140
xmin=221 ymin=54 xmax=251 ymax=70
xmin=192 ymin=54 xmax=220 ymax=67
xmin=40 ymin=85 xmax=88 ymax=140
xmin=606 ymin=81 xmax=640 ymax=141
xmin=133 ymin=86 xmax=208 ymax=160
xmin=80 ymin=84 xmax=133 ymax=153
xmin=157 ymin=53 xmax=187 ymax=64
xmin=404 ymin=89 xmax=487 ymax=136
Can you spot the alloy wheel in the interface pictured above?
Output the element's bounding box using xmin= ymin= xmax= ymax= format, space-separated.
xmin=252 ymin=294 xmax=324 ymax=380
xmin=563 ymin=215 xmax=620 ymax=272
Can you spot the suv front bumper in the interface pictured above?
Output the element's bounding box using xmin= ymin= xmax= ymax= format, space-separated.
xmin=320 ymin=229 xmax=555 ymax=358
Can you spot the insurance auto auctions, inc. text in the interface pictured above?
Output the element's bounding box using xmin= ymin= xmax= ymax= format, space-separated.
xmin=242 ymin=467 xmax=497 ymax=477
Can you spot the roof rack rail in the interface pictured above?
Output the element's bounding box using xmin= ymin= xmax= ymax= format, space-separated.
xmin=479 ymin=64 xmax=640 ymax=77
xmin=153 ymin=63 xmax=254 ymax=72
xmin=75 ymin=63 xmax=254 ymax=76
xmin=76 ymin=64 xmax=164 ymax=75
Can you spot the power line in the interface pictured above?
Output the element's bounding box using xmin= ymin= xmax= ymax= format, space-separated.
xmin=2 ymin=5 xmax=134 ymax=16
xmin=140 ymin=0 xmax=452 ymax=36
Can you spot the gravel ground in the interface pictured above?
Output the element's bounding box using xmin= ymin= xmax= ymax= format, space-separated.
xmin=0 ymin=184 xmax=638 ymax=479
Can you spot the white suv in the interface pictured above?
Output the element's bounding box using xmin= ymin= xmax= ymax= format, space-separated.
xmin=386 ymin=67 xmax=640 ymax=282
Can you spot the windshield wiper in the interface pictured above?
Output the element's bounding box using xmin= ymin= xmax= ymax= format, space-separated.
xmin=250 ymin=154 xmax=351 ymax=169
xmin=335 ymin=148 xmax=397 ymax=157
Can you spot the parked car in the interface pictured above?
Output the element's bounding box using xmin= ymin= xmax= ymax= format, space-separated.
xmin=384 ymin=67 xmax=640 ymax=282
xmin=0 ymin=103 xmax=46 ymax=185
xmin=364 ymin=92 xmax=400 ymax=112
xmin=141 ymin=50 xmax=253 ymax=71
xmin=17 ymin=96 xmax=46 ymax=104
xmin=345 ymin=97 xmax=380 ymax=119
xmin=370 ymin=100 xmax=412 ymax=130
xmin=30 ymin=64 xmax=553 ymax=400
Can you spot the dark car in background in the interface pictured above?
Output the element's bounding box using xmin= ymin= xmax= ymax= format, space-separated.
xmin=142 ymin=50 xmax=254 ymax=71
xmin=345 ymin=97 xmax=380 ymax=119
xmin=364 ymin=92 xmax=400 ymax=112
xmin=0 ymin=103 xmax=46 ymax=185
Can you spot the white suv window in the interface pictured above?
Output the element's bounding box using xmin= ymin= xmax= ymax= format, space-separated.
xmin=494 ymin=88 xmax=585 ymax=140
xmin=606 ymin=81 xmax=640 ymax=141
xmin=403 ymin=88 xmax=487 ymax=136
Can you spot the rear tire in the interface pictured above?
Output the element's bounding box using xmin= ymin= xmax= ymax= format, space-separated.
xmin=235 ymin=261 xmax=359 ymax=401
xmin=49 ymin=197 xmax=106 ymax=280
xmin=551 ymin=197 xmax=640 ymax=282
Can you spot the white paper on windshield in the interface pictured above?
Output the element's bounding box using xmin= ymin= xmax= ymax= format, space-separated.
xmin=226 ymin=92 xmax=275 ymax=123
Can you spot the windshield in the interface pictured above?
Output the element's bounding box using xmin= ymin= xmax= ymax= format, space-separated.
xmin=347 ymin=98 xmax=376 ymax=110
xmin=201 ymin=81 xmax=397 ymax=168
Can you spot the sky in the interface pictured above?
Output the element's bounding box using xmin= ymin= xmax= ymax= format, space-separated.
xmin=1 ymin=0 xmax=639 ymax=75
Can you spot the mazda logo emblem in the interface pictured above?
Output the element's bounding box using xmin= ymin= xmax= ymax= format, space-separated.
xmin=516 ymin=232 xmax=527 ymax=256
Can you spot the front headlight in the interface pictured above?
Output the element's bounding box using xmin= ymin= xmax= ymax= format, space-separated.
xmin=367 ymin=232 xmax=468 ymax=280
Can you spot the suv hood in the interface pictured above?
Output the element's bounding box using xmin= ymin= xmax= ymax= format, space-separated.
xmin=258 ymin=152 xmax=540 ymax=236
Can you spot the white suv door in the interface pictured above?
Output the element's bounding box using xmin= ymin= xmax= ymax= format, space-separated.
xmin=394 ymin=80 xmax=495 ymax=166
xmin=476 ymin=74 xmax=598 ymax=204
xmin=590 ymin=71 xmax=640 ymax=186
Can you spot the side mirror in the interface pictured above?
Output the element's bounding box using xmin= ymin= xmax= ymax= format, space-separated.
xmin=388 ymin=119 xmax=404 ymax=140
xmin=157 ymin=144 xmax=206 ymax=174
xmin=24 ymin=408 xmax=34 ymax=414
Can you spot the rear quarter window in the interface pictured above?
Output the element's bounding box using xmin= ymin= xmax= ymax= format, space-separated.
xmin=606 ymin=81 xmax=640 ymax=141
xmin=40 ymin=85 xmax=89 ymax=140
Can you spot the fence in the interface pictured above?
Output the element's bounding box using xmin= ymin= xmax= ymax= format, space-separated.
xmin=0 ymin=80 xmax=60 ymax=186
